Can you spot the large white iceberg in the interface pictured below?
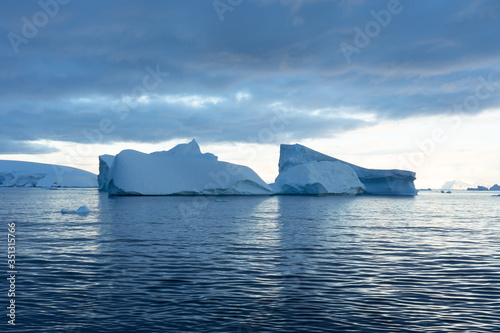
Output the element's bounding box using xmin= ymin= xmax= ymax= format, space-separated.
xmin=271 ymin=160 xmax=365 ymax=195
xmin=0 ymin=160 xmax=98 ymax=188
xmin=271 ymin=144 xmax=417 ymax=196
xmin=101 ymin=139 xmax=274 ymax=196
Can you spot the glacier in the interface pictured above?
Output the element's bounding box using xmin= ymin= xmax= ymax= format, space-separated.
xmin=271 ymin=144 xmax=417 ymax=196
xmin=101 ymin=139 xmax=274 ymax=196
xmin=0 ymin=160 xmax=98 ymax=188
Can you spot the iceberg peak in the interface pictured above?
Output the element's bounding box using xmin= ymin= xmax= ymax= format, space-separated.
xmin=99 ymin=140 xmax=273 ymax=196
xmin=167 ymin=139 xmax=201 ymax=155
xmin=152 ymin=139 xmax=217 ymax=161
xmin=279 ymin=143 xmax=342 ymax=172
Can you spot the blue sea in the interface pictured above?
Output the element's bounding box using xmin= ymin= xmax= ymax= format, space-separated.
xmin=2 ymin=188 xmax=500 ymax=332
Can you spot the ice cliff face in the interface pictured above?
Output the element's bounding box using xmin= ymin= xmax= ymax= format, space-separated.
xmin=0 ymin=160 xmax=98 ymax=188
xmin=272 ymin=144 xmax=417 ymax=196
xmin=102 ymin=139 xmax=273 ymax=196
xmin=98 ymin=155 xmax=115 ymax=191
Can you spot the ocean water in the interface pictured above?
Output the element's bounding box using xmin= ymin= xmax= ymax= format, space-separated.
xmin=2 ymin=188 xmax=500 ymax=333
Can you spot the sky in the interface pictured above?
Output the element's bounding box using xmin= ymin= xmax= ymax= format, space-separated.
xmin=1 ymin=0 xmax=500 ymax=188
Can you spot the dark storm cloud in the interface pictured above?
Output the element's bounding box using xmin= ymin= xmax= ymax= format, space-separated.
xmin=1 ymin=0 xmax=499 ymax=152
xmin=0 ymin=138 xmax=58 ymax=154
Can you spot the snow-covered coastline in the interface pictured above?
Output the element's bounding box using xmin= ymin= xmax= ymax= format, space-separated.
xmin=0 ymin=160 xmax=97 ymax=188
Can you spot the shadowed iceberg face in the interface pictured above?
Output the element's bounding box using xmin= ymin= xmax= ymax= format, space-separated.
xmin=272 ymin=144 xmax=417 ymax=196
xmin=98 ymin=154 xmax=115 ymax=192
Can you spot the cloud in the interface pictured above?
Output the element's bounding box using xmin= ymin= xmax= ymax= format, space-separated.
xmin=0 ymin=139 xmax=59 ymax=155
xmin=1 ymin=0 xmax=500 ymax=152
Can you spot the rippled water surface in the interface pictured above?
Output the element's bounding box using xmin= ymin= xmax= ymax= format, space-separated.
xmin=2 ymin=188 xmax=500 ymax=332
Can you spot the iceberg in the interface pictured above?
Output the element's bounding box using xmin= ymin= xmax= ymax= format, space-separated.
xmin=270 ymin=160 xmax=365 ymax=195
xmin=98 ymin=154 xmax=115 ymax=191
xmin=0 ymin=160 xmax=98 ymax=188
xmin=61 ymin=206 xmax=90 ymax=214
xmin=271 ymin=144 xmax=417 ymax=196
xmin=490 ymin=184 xmax=500 ymax=191
xmin=441 ymin=179 xmax=472 ymax=190
xmin=102 ymin=139 xmax=274 ymax=196
xmin=467 ymin=185 xmax=489 ymax=191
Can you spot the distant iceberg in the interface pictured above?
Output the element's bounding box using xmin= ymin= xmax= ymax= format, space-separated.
xmin=441 ymin=179 xmax=472 ymax=190
xmin=100 ymin=139 xmax=274 ymax=196
xmin=489 ymin=184 xmax=500 ymax=191
xmin=0 ymin=160 xmax=97 ymax=188
xmin=271 ymin=144 xmax=417 ymax=196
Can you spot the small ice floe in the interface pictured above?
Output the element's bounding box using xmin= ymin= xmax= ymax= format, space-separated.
xmin=493 ymin=194 xmax=500 ymax=197
xmin=214 ymin=199 xmax=227 ymax=202
xmin=61 ymin=206 xmax=90 ymax=214
xmin=42 ymin=186 xmax=58 ymax=190
xmin=446 ymin=190 xmax=452 ymax=194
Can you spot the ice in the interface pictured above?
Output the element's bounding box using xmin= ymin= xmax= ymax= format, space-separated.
xmin=61 ymin=206 xmax=90 ymax=214
xmin=271 ymin=144 xmax=417 ymax=196
xmin=490 ymin=184 xmax=500 ymax=191
xmin=101 ymin=139 xmax=274 ymax=196
xmin=0 ymin=160 xmax=98 ymax=188
xmin=271 ymin=160 xmax=365 ymax=195
xmin=441 ymin=179 xmax=472 ymax=190
xmin=98 ymin=155 xmax=115 ymax=191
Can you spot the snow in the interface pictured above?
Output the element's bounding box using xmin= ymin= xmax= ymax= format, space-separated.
xmin=61 ymin=206 xmax=90 ymax=214
xmin=102 ymin=139 xmax=274 ymax=196
xmin=441 ymin=179 xmax=472 ymax=190
xmin=0 ymin=160 xmax=97 ymax=188
xmin=271 ymin=144 xmax=417 ymax=196
xmin=271 ymin=160 xmax=365 ymax=195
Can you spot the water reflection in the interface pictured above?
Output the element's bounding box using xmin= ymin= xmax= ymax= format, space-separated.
xmin=5 ymin=188 xmax=500 ymax=332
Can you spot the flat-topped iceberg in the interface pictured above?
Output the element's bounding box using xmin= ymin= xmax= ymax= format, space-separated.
xmin=0 ymin=160 xmax=98 ymax=188
xmin=101 ymin=139 xmax=273 ymax=196
xmin=271 ymin=144 xmax=417 ymax=196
